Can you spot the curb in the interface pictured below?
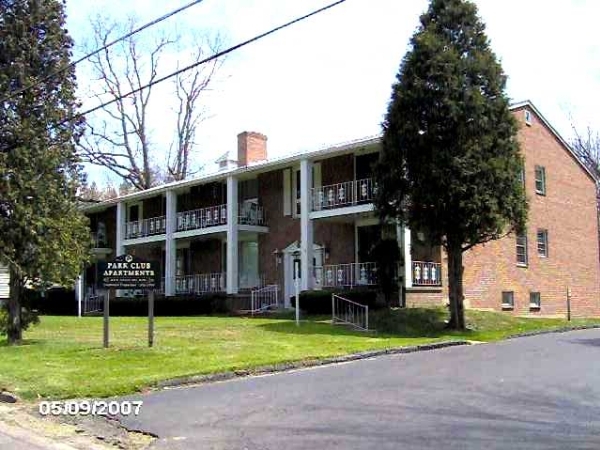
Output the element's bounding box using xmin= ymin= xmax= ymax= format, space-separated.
xmin=506 ymin=324 xmax=600 ymax=340
xmin=157 ymin=340 xmax=470 ymax=389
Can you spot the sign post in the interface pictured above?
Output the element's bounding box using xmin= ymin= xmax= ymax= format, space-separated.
xmin=103 ymin=289 xmax=109 ymax=348
xmin=99 ymin=254 xmax=160 ymax=348
xmin=148 ymin=290 xmax=155 ymax=347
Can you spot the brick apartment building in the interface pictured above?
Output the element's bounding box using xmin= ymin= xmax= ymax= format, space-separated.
xmin=78 ymin=100 xmax=600 ymax=317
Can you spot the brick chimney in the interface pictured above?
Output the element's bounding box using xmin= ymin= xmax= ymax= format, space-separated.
xmin=237 ymin=131 xmax=267 ymax=166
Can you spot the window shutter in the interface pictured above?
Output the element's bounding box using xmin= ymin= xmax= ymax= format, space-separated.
xmin=313 ymin=162 xmax=322 ymax=189
xmin=283 ymin=169 xmax=291 ymax=216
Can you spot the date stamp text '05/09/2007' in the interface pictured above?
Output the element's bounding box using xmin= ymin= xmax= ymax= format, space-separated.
xmin=38 ymin=400 xmax=143 ymax=416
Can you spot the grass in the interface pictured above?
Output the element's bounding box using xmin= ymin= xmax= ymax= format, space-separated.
xmin=0 ymin=309 xmax=598 ymax=400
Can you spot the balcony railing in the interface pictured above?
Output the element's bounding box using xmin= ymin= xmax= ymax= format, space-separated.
xmin=314 ymin=262 xmax=377 ymax=289
xmin=238 ymin=203 xmax=267 ymax=226
xmin=125 ymin=216 xmax=166 ymax=239
xmin=177 ymin=204 xmax=227 ymax=232
xmin=412 ymin=261 xmax=442 ymax=286
xmin=158 ymin=272 xmax=226 ymax=295
xmin=311 ymin=178 xmax=375 ymax=211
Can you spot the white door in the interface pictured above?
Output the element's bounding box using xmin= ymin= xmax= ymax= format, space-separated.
xmin=283 ymin=243 xmax=323 ymax=307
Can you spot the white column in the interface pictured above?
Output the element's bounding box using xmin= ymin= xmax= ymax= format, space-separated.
xmin=300 ymin=159 xmax=313 ymax=291
xmin=226 ymin=176 xmax=239 ymax=294
xmin=115 ymin=201 xmax=125 ymax=256
xmin=75 ymin=274 xmax=84 ymax=317
xmin=403 ymin=226 xmax=412 ymax=288
xmin=165 ymin=190 xmax=177 ymax=296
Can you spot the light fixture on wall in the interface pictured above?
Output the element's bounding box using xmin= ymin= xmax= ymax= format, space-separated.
xmin=273 ymin=248 xmax=282 ymax=266
xmin=417 ymin=231 xmax=425 ymax=242
xmin=324 ymin=247 xmax=330 ymax=261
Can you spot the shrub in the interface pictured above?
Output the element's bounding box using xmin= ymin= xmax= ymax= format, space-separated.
xmin=109 ymin=293 xmax=229 ymax=316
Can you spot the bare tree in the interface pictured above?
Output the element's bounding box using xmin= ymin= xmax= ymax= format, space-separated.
xmin=79 ymin=16 xmax=222 ymax=190
xmin=571 ymin=125 xmax=600 ymax=255
xmin=571 ymin=126 xmax=600 ymax=179
xmin=168 ymin=38 xmax=222 ymax=181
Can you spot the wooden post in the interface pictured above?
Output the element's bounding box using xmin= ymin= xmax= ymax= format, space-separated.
xmin=103 ymin=290 xmax=110 ymax=348
xmin=148 ymin=290 xmax=155 ymax=347
xmin=567 ymin=286 xmax=572 ymax=321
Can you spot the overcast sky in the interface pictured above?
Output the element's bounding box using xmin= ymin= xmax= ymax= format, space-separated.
xmin=65 ymin=0 xmax=600 ymax=185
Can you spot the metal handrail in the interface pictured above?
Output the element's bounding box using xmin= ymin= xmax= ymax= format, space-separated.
xmin=332 ymin=293 xmax=369 ymax=331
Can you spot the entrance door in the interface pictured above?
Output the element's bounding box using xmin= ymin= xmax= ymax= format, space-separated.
xmin=283 ymin=242 xmax=323 ymax=307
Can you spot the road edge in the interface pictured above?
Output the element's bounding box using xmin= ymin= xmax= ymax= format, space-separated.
xmin=156 ymin=340 xmax=471 ymax=389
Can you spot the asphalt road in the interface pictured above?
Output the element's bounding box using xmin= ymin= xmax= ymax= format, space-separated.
xmin=119 ymin=329 xmax=600 ymax=450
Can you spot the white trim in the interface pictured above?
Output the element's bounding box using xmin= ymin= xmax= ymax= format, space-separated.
xmin=123 ymin=234 xmax=166 ymax=246
xmin=238 ymin=225 xmax=269 ymax=234
xmin=309 ymin=203 xmax=374 ymax=220
xmin=174 ymin=225 xmax=228 ymax=241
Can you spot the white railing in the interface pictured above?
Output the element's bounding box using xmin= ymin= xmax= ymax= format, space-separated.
xmin=156 ymin=273 xmax=226 ymax=295
xmin=311 ymin=178 xmax=375 ymax=211
xmin=125 ymin=216 xmax=166 ymax=239
xmin=250 ymin=284 xmax=280 ymax=314
xmin=412 ymin=261 xmax=442 ymax=286
xmin=172 ymin=273 xmax=226 ymax=295
xmin=332 ymin=294 xmax=369 ymax=331
xmin=314 ymin=262 xmax=378 ymax=289
xmin=238 ymin=203 xmax=267 ymax=226
xmin=177 ymin=204 xmax=227 ymax=232
xmin=83 ymin=294 xmax=103 ymax=315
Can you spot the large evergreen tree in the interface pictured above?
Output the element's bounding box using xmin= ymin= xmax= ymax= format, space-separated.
xmin=375 ymin=0 xmax=527 ymax=329
xmin=0 ymin=0 xmax=90 ymax=344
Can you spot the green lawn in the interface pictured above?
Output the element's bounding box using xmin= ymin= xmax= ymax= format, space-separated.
xmin=0 ymin=310 xmax=598 ymax=400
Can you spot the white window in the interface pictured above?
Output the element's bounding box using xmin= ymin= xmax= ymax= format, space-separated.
xmin=516 ymin=232 xmax=528 ymax=266
xmin=537 ymin=229 xmax=548 ymax=257
xmin=502 ymin=291 xmax=514 ymax=309
xmin=524 ymin=109 xmax=532 ymax=126
xmin=535 ymin=165 xmax=546 ymax=195
xmin=530 ymin=292 xmax=541 ymax=309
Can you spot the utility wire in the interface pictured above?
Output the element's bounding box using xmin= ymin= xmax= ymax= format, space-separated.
xmin=1 ymin=0 xmax=348 ymax=153
xmin=73 ymin=0 xmax=347 ymax=122
xmin=0 ymin=0 xmax=207 ymax=104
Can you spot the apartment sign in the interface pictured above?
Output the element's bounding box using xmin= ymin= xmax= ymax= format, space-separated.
xmin=98 ymin=254 xmax=160 ymax=289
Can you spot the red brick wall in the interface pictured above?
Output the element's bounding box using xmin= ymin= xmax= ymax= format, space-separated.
xmin=258 ymin=169 xmax=300 ymax=285
xmin=462 ymin=107 xmax=600 ymax=317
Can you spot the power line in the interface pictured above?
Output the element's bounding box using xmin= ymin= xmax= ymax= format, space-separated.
xmin=70 ymin=0 xmax=348 ymax=123
xmin=0 ymin=0 xmax=207 ymax=104
xmin=1 ymin=0 xmax=348 ymax=153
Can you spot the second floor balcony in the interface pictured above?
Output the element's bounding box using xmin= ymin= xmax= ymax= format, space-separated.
xmin=177 ymin=204 xmax=227 ymax=232
xmin=311 ymin=178 xmax=375 ymax=212
xmin=125 ymin=216 xmax=166 ymax=240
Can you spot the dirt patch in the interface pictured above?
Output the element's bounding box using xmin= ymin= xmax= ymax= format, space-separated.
xmin=0 ymin=403 xmax=154 ymax=449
